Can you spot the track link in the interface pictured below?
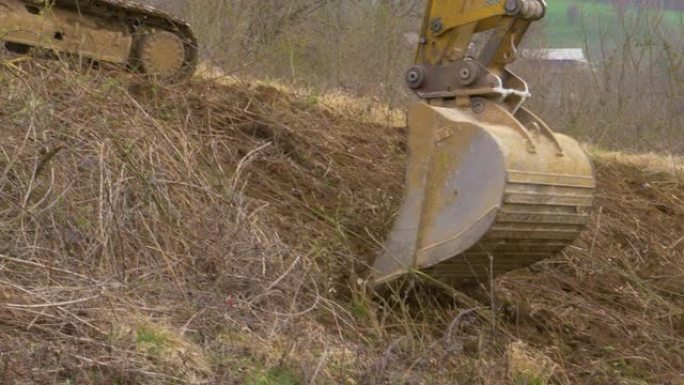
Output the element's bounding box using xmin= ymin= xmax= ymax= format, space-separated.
xmin=5 ymin=0 xmax=198 ymax=79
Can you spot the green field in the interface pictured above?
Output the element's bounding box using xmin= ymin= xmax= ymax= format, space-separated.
xmin=541 ymin=0 xmax=684 ymax=48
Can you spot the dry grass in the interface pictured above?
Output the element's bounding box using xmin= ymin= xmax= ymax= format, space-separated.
xmin=0 ymin=61 xmax=682 ymax=384
xmin=589 ymin=148 xmax=684 ymax=180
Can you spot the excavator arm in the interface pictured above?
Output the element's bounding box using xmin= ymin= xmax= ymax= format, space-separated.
xmin=371 ymin=0 xmax=595 ymax=288
xmin=415 ymin=0 xmax=544 ymax=67
xmin=407 ymin=0 xmax=546 ymax=109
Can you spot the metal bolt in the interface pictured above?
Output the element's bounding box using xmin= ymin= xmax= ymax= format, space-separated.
xmin=430 ymin=18 xmax=443 ymax=33
xmin=456 ymin=61 xmax=480 ymax=86
xmin=405 ymin=66 xmax=426 ymax=89
xmin=471 ymin=99 xmax=485 ymax=114
xmin=505 ymin=0 xmax=519 ymax=13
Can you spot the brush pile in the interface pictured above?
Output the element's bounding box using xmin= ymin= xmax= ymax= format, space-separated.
xmin=0 ymin=63 xmax=682 ymax=384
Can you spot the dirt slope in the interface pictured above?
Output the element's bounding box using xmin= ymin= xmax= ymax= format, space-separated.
xmin=0 ymin=64 xmax=682 ymax=385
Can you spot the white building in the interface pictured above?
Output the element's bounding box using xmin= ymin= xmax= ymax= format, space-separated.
xmin=520 ymin=48 xmax=590 ymax=70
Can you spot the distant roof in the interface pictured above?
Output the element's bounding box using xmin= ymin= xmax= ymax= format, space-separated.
xmin=521 ymin=48 xmax=588 ymax=62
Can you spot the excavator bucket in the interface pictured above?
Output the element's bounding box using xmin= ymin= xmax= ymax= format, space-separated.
xmin=371 ymin=99 xmax=594 ymax=287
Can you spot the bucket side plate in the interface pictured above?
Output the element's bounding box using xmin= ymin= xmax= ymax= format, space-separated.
xmin=372 ymin=102 xmax=508 ymax=285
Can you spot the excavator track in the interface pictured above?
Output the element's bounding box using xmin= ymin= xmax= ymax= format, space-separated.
xmin=0 ymin=0 xmax=198 ymax=79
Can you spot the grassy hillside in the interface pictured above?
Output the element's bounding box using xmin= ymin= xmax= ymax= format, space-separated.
xmin=542 ymin=0 xmax=683 ymax=47
xmin=0 ymin=63 xmax=682 ymax=384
